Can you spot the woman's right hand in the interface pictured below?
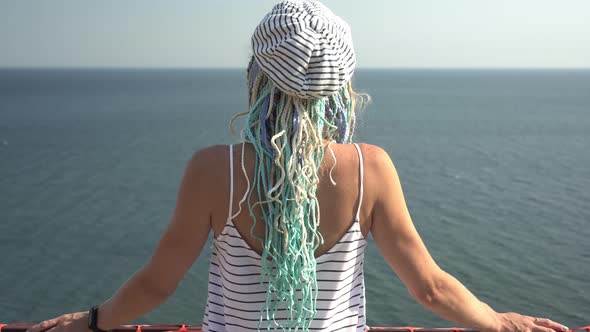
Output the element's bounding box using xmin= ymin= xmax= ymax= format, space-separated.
xmin=496 ymin=312 xmax=569 ymax=332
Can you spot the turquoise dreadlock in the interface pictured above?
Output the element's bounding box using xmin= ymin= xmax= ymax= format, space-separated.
xmin=234 ymin=57 xmax=357 ymax=331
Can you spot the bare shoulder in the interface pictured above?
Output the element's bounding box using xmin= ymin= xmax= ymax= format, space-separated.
xmin=185 ymin=144 xmax=230 ymax=179
xmin=182 ymin=144 xmax=229 ymax=197
xmin=355 ymin=143 xmax=396 ymax=175
xmin=188 ymin=144 xmax=228 ymax=169
xmin=355 ymin=143 xmax=403 ymax=215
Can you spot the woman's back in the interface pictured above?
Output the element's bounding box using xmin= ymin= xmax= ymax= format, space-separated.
xmin=202 ymin=142 xmax=375 ymax=331
xmin=209 ymin=141 xmax=374 ymax=256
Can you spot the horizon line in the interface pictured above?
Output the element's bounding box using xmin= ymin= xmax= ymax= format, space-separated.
xmin=1 ymin=66 xmax=589 ymax=71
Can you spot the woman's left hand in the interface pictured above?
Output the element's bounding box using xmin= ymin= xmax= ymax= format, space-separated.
xmin=26 ymin=312 xmax=91 ymax=332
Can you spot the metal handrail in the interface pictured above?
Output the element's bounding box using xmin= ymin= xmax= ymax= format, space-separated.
xmin=1 ymin=323 xmax=589 ymax=332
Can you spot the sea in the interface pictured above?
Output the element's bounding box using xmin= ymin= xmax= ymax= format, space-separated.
xmin=0 ymin=68 xmax=589 ymax=328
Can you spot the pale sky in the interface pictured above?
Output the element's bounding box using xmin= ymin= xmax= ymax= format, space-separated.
xmin=1 ymin=0 xmax=589 ymax=68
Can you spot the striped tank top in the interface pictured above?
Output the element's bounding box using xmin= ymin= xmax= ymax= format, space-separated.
xmin=203 ymin=143 xmax=367 ymax=331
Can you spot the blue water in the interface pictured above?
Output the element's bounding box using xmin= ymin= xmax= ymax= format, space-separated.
xmin=1 ymin=69 xmax=589 ymax=327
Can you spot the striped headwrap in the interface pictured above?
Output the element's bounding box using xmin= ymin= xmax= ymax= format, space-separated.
xmin=251 ymin=0 xmax=356 ymax=99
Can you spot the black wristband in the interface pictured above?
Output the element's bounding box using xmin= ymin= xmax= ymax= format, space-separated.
xmin=88 ymin=305 xmax=109 ymax=332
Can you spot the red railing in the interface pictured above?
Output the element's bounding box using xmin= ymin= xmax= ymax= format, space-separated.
xmin=1 ymin=324 xmax=589 ymax=332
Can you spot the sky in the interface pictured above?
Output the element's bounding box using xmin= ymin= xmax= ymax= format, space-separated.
xmin=1 ymin=0 xmax=589 ymax=69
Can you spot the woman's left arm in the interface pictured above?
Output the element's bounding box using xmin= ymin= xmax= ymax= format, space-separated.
xmin=27 ymin=146 xmax=223 ymax=332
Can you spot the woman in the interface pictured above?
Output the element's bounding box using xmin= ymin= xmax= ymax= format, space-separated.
xmin=27 ymin=1 xmax=568 ymax=332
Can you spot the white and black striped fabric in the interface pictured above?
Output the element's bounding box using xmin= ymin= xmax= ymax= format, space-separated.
xmin=251 ymin=0 xmax=356 ymax=99
xmin=202 ymin=143 xmax=367 ymax=331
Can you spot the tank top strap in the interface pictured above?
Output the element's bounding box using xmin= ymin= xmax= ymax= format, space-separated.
xmin=227 ymin=144 xmax=234 ymax=222
xmin=353 ymin=143 xmax=364 ymax=222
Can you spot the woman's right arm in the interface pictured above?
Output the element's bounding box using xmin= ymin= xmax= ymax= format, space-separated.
xmin=366 ymin=145 xmax=568 ymax=332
